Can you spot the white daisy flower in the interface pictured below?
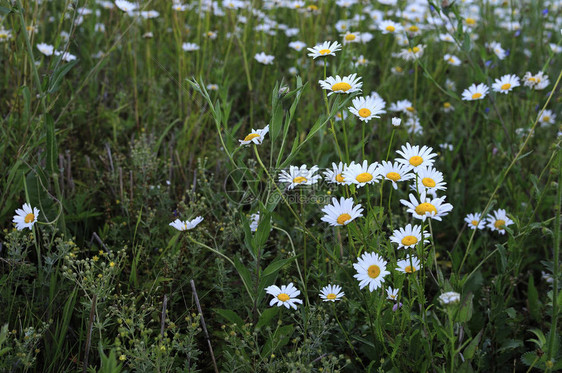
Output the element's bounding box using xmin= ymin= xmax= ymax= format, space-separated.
xmin=169 ymin=216 xmax=204 ymax=231
xmin=54 ymin=50 xmax=77 ymax=62
xmin=288 ymin=40 xmax=306 ymax=51
xmin=538 ymin=110 xmax=556 ymax=125
xmin=182 ymin=42 xmax=200 ymax=51
xmin=115 ymin=0 xmax=137 ymax=12
xmin=353 ymin=252 xmax=390 ymax=292
xmin=392 ymin=117 xmax=401 ymax=126
xmin=319 ymin=284 xmax=345 ymax=302
xmin=390 ymin=224 xmax=429 ymax=249
xmin=396 ymin=256 xmax=421 ymax=274
xmin=254 ymin=52 xmax=275 ymax=65
xmin=461 ymin=83 xmax=489 ymax=101
xmin=37 ymin=43 xmax=54 ymax=56
xmin=307 ymin=40 xmax=342 ymax=59
xmin=464 ymin=212 xmax=486 ymax=230
xmin=396 ymin=143 xmax=437 ymax=171
xmin=444 ymin=54 xmax=461 ymax=66
xmin=492 ymin=74 xmax=520 ymax=94
xmin=377 ymin=161 xmax=415 ymax=189
xmin=386 ymin=287 xmax=399 ymax=301
xmin=523 ymin=71 xmax=550 ymax=90
xmin=348 ymin=96 xmax=386 ymax=122
xmin=442 ymin=102 xmax=455 ymax=113
xmin=13 ymin=203 xmax=40 ymax=231
xmin=393 ymin=45 xmax=424 ymax=61
xmin=438 ymin=291 xmax=460 ymax=305
xmin=342 ymin=160 xmax=380 ymax=188
xmin=414 ymin=166 xmax=447 ymax=192
xmin=239 ymin=124 xmax=269 ymax=146
xmin=266 ymin=283 xmax=303 ymax=310
xmin=400 ymin=191 xmax=454 ymax=221
xmin=487 ymin=41 xmax=506 ymax=60
xmin=341 ymin=31 xmax=361 ymax=44
xmin=389 ymin=99 xmax=415 ymax=115
xmin=486 ymin=209 xmax=514 ymax=234
xmin=318 ymin=74 xmax=362 ymax=96
xmin=323 ymin=162 xmax=349 ymax=185
xmin=379 ymin=19 xmax=403 ymax=34
xmin=278 ymin=165 xmax=322 ymax=190
xmin=321 ymin=197 xmax=364 ymax=226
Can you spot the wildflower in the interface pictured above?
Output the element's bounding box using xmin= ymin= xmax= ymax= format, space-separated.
xmin=377 ymin=161 xmax=415 ymax=189
xmin=319 ymin=284 xmax=345 ymax=302
xmin=390 ymin=224 xmax=429 ymax=249
xmin=341 ymin=31 xmax=360 ymax=45
xmin=115 ymin=0 xmax=137 ymax=12
xmin=386 ymin=287 xmax=399 ymax=301
xmin=438 ymin=291 xmax=460 ymax=305
xmin=182 ymin=42 xmax=199 ymax=51
xmin=319 ymin=74 xmax=362 ymax=96
xmin=348 ymin=96 xmax=386 ymax=122
xmin=250 ymin=213 xmax=259 ymax=232
xmin=394 ymin=45 xmax=425 ymax=61
xmin=487 ymin=209 xmax=514 ymax=234
xmin=444 ymin=54 xmax=461 ymax=66
xmin=492 ymin=74 xmax=520 ymax=94
xmin=0 ymin=28 xmax=12 ymax=42
xmin=307 ymin=41 xmax=342 ymax=59
xmin=389 ymin=99 xmax=415 ymax=115
xmin=396 ymin=256 xmax=421 ymax=274
xmin=464 ymin=212 xmax=486 ymax=230
xmin=392 ymin=117 xmax=401 ymax=126
xmin=323 ymin=162 xmax=349 ymax=185
xmin=206 ymin=83 xmax=219 ymax=91
xmin=239 ymin=124 xmax=269 ymax=146
xmin=288 ymin=41 xmax=306 ymax=51
xmin=487 ymin=41 xmax=506 ymax=60
xmin=439 ymin=143 xmax=453 ymax=151
xmin=13 ymin=203 xmax=40 ymax=231
xmin=266 ymin=283 xmax=303 ymax=309
xmin=353 ymin=252 xmax=390 ymax=292
xmin=404 ymin=115 xmax=423 ymax=135
xmin=461 ymin=83 xmax=489 ymax=101
xmin=169 ymin=216 xmax=204 ymax=231
xmin=354 ymin=55 xmax=368 ymax=67
xmin=538 ymin=110 xmax=556 ymax=125
xmin=396 ymin=143 xmax=437 ymax=171
xmin=523 ymin=71 xmax=550 ymax=90
xmin=414 ymin=167 xmax=447 ymax=192
xmin=54 ymin=50 xmax=77 ymax=62
xmin=37 ymin=43 xmax=54 ymax=56
xmin=254 ymin=52 xmax=275 ymax=65
xmin=379 ymin=20 xmax=403 ymax=34
xmin=400 ymin=191 xmax=453 ymax=221
xmin=442 ymin=102 xmax=454 ymax=113
xmin=278 ymin=165 xmax=321 ymax=190
xmin=342 ymin=160 xmax=380 ymax=188
xmin=320 ymin=197 xmax=364 ymax=226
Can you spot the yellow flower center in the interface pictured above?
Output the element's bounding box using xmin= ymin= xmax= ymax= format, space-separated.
xmin=277 ymin=293 xmax=290 ymax=302
xmin=337 ymin=213 xmax=352 ymax=225
xmin=408 ymin=25 xmax=419 ymax=32
xmin=386 ymin=25 xmax=395 ymax=32
xmin=405 ymin=265 xmax=416 ymax=273
xmin=471 ymin=220 xmax=479 ymax=226
xmin=368 ymin=264 xmax=381 ymax=278
xmin=308 ymin=5 xmax=318 ymax=11
xmin=394 ymin=66 xmax=403 ymax=73
xmin=501 ymin=83 xmax=511 ymax=90
xmin=24 ymin=213 xmax=35 ymax=223
xmin=356 ymin=172 xmax=373 ymax=183
xmin=386 ymin=172 xmax=401 ymax=181
xmin=443 ymin=102 xmax=451 ymax=108
xmin=494 ymin=219 xmax=506 ymax=230
xmin=465 ymin=18 xmax=476 ymax=25
xmin=528 ymin=77 xmax=536 ymax=82
xmin=401 ymin=236 xmax=418 ymax=246
xmin=543 ymin=116 xmax=550 ymax=122
xmin=422 ymin=177 xmax=436 ymax=187
xmin=358 ymin=108 xmax=371 ymax=118
xmin=326 ymin=293 xmax=337 ymax=300
xmin=332 ymin=82 xmax=352 ymax=92
xmin=243 ymin=133 xmax=260 ymax=141
xmin=319 ymin=49 xmax=331 ymax=55
xmin=409 ymin=156 xmax=423 ymax=166
xmin=471 ymin=93 xmax=482 ymax=99
xmin=411 ymin=46 xmax=420 ymax=53
xmin=335 ymin=173 xmax=345 ymax=182
xmin=389 ymin=294 xmax=396 ymax=299
xmin=415 ymin=203 xmax=437 ymax=216
xmin=406 ymin=106 xmax=415 ymax=112
xmin=293 ymin=176 xmax=307 ymax=184
xmin=448 ymin=57 xmax=455 ymax=63
xmin=345 ymin=34 xmax=356 ymax=41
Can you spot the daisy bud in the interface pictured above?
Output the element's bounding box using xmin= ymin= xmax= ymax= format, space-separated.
xmin=392 ymin=117 xmax=401 ymax=126
xmin=438 ymin=291 xmax=460 ymax=305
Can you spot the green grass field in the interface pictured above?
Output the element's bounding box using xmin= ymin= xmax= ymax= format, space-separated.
xmin=0 ymin=0 xmax=561 ymax=371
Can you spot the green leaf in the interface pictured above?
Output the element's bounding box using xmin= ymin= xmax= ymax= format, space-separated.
xmin=455 ymin=293 xmax=473 ymax=322
xmin=527 ymin=275 xmax=540 ymax=321
xmin=498 ymin=339 xmax=524 ymax=353
xmin=262 ymin=257 xmax=296 ymax=277
xmin=256 ymin=307 xmax=278 ymax=329
xmin=47 ymin=59 xmax=79 ymax=93
xmin=463 ymin=330 xmax=483 ymax=359
xmin=213 ymin=308 xmax=244 ymax=326
xmin=233 ymin=257 xmax=254 ymax=303
xmin=44 ymin=114 xmax=58 ymax=175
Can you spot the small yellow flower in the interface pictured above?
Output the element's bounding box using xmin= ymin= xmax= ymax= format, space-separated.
xmin=92 ymin=255 xmax=99 ymax=262
xmin=109 ymin=261 xmax=115 ymax=267
xmin=119 ymin=354 xmax=126 ymax=361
